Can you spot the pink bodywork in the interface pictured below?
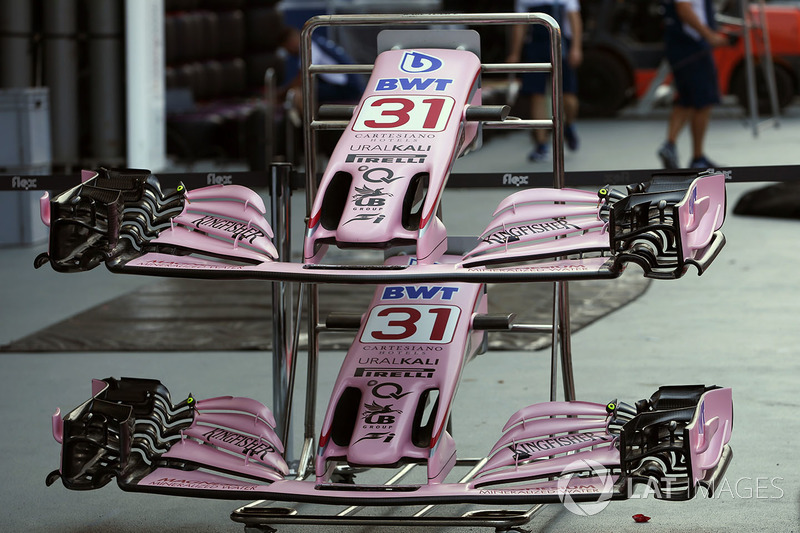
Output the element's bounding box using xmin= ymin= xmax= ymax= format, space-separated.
xmin=316 ymin=255 xmax=488 ymax=483
xmin=463 ymin=188 xmax=609 ymax=266
xmin=304 ymin=48 xmax=482 ymax=264
xmin=676 ymin=172 xmax=727 ymax=262
xmin=686 ymin=387 xmax=733 ymax=487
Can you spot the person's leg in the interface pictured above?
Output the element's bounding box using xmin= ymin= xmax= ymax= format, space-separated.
xmin=531 ymin=93 xmax=548 ymax=145
xmin=666 ymin=104 xmax=691 ymax=144
xmin=658 ymin=104 xmax=691 ymax=168
xmin=679 ymin=52 xmax=719 ymax=167
xmin=689 ymin=105 xmax=712 ymax=160
xmin=564 ymin=93 xmax=579 ymax=125
xmin=563 ymin=92 xmax=579 ymax=151
xmin=520 ymin=30 xmax=552 ymax=161
xmin=561 ymin=40 xmax=580 ymax=151
xmin=525 ymin=92 xmax=550 ymax=161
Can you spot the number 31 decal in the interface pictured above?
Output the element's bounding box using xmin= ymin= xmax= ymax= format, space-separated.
xmin=353 ymin=96 xmax=455 ymax=132
xmin=360 ymin=304 xmax=461 ymax=344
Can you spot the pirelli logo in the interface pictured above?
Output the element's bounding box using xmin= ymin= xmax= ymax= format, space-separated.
xmin=345 ymin=154 xmax=427 ymax=164
xmin=354 ymin=367 xmax=435 ymax=378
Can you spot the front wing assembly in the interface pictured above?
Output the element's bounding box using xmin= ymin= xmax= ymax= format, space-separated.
xmin=34 ymin=168 xmax=728 ymax=283
xmin=48 ymin=378 xmax=732 ymax=506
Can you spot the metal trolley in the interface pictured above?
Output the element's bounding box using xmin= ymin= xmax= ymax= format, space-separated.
xmin=233 ymin=12 xmax=578 ymax=532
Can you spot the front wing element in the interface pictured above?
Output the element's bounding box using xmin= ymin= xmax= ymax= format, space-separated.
xmin=34 ymin=168 xmax=727 ymax=282
xmin=48 ymin=379 xmax=732 ymax=506
xmin=609 ymin=171 xmax=727 ymax=279
xmin=47 ymin=377 xmax=287 ymax=493
xmin=619 ymin=385 xmax=733 ymax=500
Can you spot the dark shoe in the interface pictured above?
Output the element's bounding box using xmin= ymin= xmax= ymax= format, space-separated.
xmin=658 ymin=142 xmax=679 ymax=169
xmin=527 ymin=143 xmax=550 ymax=162
xmin=689 ymin=155 xmax=717 ymax=169
xmin=564 ymin=124 xmax=579 ymax=151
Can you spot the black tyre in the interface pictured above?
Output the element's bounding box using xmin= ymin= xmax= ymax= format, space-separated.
xmin=577 ymin=48 xmax=634 ymax=117
xmin=730 ymin=62 xmax=796 ymax=114
xmin=245 ymin=7 xmax=284 ymax=52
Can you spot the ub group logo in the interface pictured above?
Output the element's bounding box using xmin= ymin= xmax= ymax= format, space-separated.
xmin=556 ymin=458 xmax=614 ymax=516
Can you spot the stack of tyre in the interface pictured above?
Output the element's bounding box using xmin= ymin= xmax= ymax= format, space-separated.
xmin=164 ymin=0 xmax=284 ymax=167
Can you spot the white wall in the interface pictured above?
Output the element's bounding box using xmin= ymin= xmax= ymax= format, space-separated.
xmin=125 ymin=0 xmax=166 ymax=171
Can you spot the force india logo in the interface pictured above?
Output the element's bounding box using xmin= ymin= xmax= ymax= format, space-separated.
xmin=343 ymin=213 xmax=385 ymax=225
xmin=190 ymin=215 xmax=266 ymax=244
xmin=482 ymin=220 xmax=581 ymax=244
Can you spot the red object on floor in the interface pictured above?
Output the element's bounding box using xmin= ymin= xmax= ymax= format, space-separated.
xmin=632 ymin=514 xmax=651 ymax=523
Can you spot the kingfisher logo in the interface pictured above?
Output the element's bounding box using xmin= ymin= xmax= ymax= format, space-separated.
xmin=399 ymin=51 xmax=443 ymax=73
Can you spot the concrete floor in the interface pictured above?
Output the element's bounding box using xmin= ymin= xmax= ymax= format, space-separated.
xmin=1 ymin=106 xmax=799 ymax=532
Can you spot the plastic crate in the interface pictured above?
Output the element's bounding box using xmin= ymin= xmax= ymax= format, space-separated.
xmin=0 ymin=87 xmax=51 ymax=168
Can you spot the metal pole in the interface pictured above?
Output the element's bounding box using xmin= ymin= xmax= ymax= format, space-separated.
xmin=271 ymin=165 xmax=289 ymax=444
xmin=300 ymin=23 xmax=317 ymax=208
xmin=298 ymin=282 xmax=320 ymax=477
xmin=278 ymin=164 xmax=293 ymax=337
xmin=741 ymin=0 xmax=760 ymax=136
xmin=547 ymin=17 xmax=564 ymax=189
xmin=545 ymin=17 xmax=572 ymax=400
xmin=297 ymin=20 xmax=319 ymax=472
xmin=270 ymin=162 xmax=294 ymax=458
xmin=549 ymin=282 xmax=560 ymax=402
xmin=558 ymin=281 xmax=575 ymax=400
xmin=755 ymin=0 xmax=780 ymax=123
xmin=297 ymin=20 xmax=320 ymax=478
xmin=264 ymin=68 xmax=276 ymax=169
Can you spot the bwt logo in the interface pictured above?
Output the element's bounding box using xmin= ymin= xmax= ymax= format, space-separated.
xmin=503 ymin=173 xmax=529 ymax=187
xmin=381 ymin=285 xmax=459 ymax=300
xmin=207 ymin=173 xmax=233 ymax=185
xmin=375 ymin=78 xmax=453 ymax=92
xmin=400 ymin=51 xmax=443 ymax=73
xmin=11 ymin=176 xmax=38 ymax=190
